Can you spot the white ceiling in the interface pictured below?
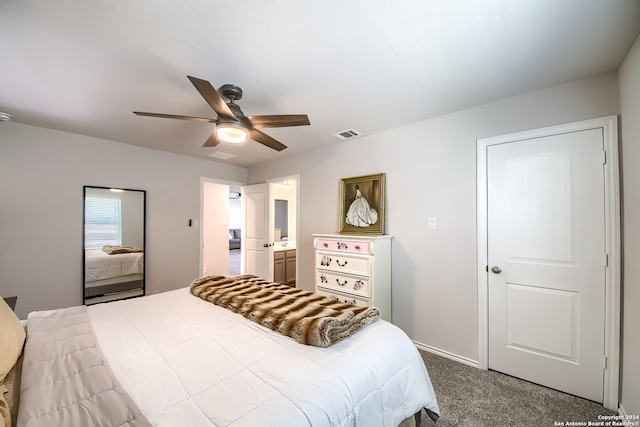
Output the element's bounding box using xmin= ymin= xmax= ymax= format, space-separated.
xmin=1 ymin=1 xmax=639 ymax=167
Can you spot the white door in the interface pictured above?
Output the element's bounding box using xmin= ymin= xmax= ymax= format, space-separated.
xmin=241 ymin=183 xmax=273 ymax=279
xmin=487 ymin=129 xmax=606 ymax=402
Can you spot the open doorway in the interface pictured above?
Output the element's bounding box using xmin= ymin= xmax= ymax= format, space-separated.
xmin=240 ymin=176 xmax=299 ymax=285
xmin=200 ymin=178 xmax=244 ymax=278
xmin=270 ymin=177 xmax=298 ymax=286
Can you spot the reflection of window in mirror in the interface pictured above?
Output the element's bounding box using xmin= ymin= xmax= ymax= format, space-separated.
xmin=83 ymin=186 xmax=145 ymax=305
xmin=274 ymin=199 xmax=288 ymax=241
xmin=85 ymin=193 xmax=123 ymax=248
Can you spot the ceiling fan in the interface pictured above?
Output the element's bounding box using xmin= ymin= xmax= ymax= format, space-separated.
xmin=133 ymin=76 xmax=310 ymax=151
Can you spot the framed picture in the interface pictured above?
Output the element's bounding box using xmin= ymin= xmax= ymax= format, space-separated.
xmin=339 ymin=173 xmax=386 ymax=235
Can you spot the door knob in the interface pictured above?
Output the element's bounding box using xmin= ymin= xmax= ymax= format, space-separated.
xmin=491 ymin=266 xmax=502 ymax=274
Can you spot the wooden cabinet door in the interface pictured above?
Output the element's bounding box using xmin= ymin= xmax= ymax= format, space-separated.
xmin=285 ymin=250 xmax=296 ymax=286
xmin=273 ymin=251 xmax=285 ymax=284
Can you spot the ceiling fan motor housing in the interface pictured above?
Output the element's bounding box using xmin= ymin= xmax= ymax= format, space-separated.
xmin=226 ymin=102 xmax=246 ymax=121
xmin=218 ymin=85 xmax=246 ymax=122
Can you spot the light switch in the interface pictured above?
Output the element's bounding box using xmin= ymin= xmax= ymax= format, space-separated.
xmin=427 ymin=217 xmax=437 ymax=230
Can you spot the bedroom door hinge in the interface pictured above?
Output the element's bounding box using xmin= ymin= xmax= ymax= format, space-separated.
xmin=603 ymin=150 xmax=607 ymax=164
xmin=604 ymin=355 xmax=608 ymax=370
xmin=605 ymin=253 xmax=609 ymax=267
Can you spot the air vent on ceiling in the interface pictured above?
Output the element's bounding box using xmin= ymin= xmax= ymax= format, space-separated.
xmin=208 ymin=151 xmax=237 ymax=160
xmin=331 ymin=129 xmax=362 ymax=140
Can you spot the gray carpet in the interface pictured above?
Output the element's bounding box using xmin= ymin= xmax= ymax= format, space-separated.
xmin=417 ymin=350 xmax=617 ymax=426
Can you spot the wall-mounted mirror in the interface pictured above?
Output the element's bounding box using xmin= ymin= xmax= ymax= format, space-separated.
xmin=274 ymin=199 xmax=288 ymax=241
xmin=83 ymin=186 xmax=145 ymax=305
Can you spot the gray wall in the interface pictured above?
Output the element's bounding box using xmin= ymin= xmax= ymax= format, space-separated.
xmin=618 ymin=34 xmax=640 ymax=417
xmin=249 ymin=72 xmax=620 ymax=363
xmin=1 ymin=59 xmax=636 ymax=413
xmin=0 ymin=123 xmax=247 ymax=319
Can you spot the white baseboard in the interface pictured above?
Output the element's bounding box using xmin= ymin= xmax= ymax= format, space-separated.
xmin=413 ymin=340 xmax=479 ymax=368
xmin=618 ymin=404 xmax=627 ymax=417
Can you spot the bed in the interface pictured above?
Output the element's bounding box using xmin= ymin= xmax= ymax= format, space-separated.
xmin=2 ymin=275 xmax=439 ymax=427
xmin=84 ymin=248 xmax=144 ymax=302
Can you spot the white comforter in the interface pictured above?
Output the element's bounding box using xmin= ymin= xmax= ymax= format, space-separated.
xmin=85 ymin=249 xmax=144 ymax=281
xmin=87 ymin=288 xmax=439 ymax=427
xmin=18 ymin=306 xmax=152 ymax=427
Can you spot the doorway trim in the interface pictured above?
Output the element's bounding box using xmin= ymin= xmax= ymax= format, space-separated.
xmin=476 ymin=116 xmax=620 ymax=410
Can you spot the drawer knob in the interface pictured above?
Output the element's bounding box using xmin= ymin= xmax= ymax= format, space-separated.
xmin=336 ymin=279 xmax=348 ymax=287
xmin=355 ymin=245 xmax=361 ymax=250
xmin=323 ymin=242 xmax=329 ymax=248
xmin=337 ymin=242 xmax=348 ymax=250
xmin=320 ymin=274 xmax=327 ymax=284
xmin=336 ymin=259 xmax=348 ymax=267
xmin=353 ymin=280 xmax=364 ymax=291
xmin=320 ymin=256 xmax=331 ymax=266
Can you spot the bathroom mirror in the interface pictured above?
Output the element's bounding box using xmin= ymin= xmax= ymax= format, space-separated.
xmin=83 ymin=186 xmax=145 ymax=305
xmin=274 ymin=199 xmax=288 ymax=241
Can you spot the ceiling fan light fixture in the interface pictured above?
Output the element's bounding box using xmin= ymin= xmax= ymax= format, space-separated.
xmin=216 ymin=122 xmax=248 ymax=144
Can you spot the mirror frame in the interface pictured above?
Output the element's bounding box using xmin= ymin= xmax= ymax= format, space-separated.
xmin=83 ymin=186 xmax=146 ymax=305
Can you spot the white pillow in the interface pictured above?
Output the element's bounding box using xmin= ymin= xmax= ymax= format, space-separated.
xmin=0 ymin=297 xmax=25 ymax=427
xmin=0 ymin=298 xmax=24 ymax=383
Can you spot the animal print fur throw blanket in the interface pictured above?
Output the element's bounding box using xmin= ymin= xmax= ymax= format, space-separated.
xmin=190 ymin=275 xmax=380 ymax=347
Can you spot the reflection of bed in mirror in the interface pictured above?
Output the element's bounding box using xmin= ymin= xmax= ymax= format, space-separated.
xmin=84 ymin=248 xmax=144 ymax=304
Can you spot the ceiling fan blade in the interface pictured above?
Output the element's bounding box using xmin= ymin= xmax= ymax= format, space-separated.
xmin=187 ymin=76 xmax=236 ymax=120
xmin=246 ymin=114 xmax=310 ymax=128
xmin=133 ymin=111 xmax=216 ymax=123
xmin=249 ymin=129 xmax=287 ymax=151
xmin=203 ymin=131 xmax=220 ymax=148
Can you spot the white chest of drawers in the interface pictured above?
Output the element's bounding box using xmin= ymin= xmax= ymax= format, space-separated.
xmin=313 ymin=234 xmax=393 ymax=322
